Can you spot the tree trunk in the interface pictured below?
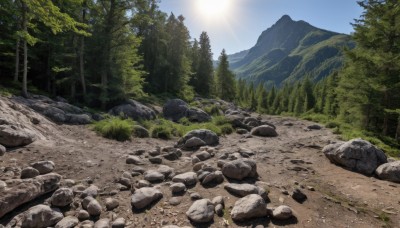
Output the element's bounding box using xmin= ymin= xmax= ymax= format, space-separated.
xmin=21 ymin=1 xmax=28 ymax=98
xmin=396 ymin=115 xmax=400 ymax=143
xmin=14 ymin=38 xmax=20 ymax=83
xmin=79 ymin=4 xmax=87 ymax=101
xmin=382 ymin=90 xmax=389 ymax=135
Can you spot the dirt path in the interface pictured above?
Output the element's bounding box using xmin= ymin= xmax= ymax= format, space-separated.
xmin=1 ymin=114 xmax=398 ymax=227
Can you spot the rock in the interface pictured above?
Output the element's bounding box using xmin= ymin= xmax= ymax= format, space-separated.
xmin=30 ymin=160 xmax=55 ymax=174
xmin=157 ymin=165 xmax=175 ymax=178
xmin=20 ymin=167 xmax=40 ymax=179
xmin=190 ymin=192 xmax=203 ymax=200
xmin=224 ymin=183 xmax=260 ymax=197
xmin=272 ymin=205 xmax=293 ymax=220
xmin=184 ymin=137 xmax=206 ymax=149
xmin=67 ymin=114 xmax=92 ymax=125
xmin=7 ymin=204 xmax=63 ymax=228
xmin=215 ymin=204 xmax=224 ymax=216
xmin=202 ymin=171 xmax=224 ymax=185
xmin=0 ymin=180 xmax=7 ymax=190
xmin=0 ymin=125 xmax=36 ymax=147
xmin=291 ymin=188 xmax=307 ymax=203
xmin=163 ymin=99 xmax=189 ymax=122
xmin=51 ymin=188 xmax=74 ymax=207
xmin=169 ymin=197 xmax=182 ymax=206
xmin=55 ymin=216 xmax=79 ymax=228
xmin=186 ymin=199 xmax=215 ymax=223
xmin=94 ymin=218 xmax=110 ymax=228
xmin=0 ymin=173 xmax=61 ymax=218
xmin=108 ymin=99 xmax=156 ymax=120
xmin=307 ymin=124 xmax=322 ymax=130
xmin=105 ymin=198 xmax=119 ymax=211
xmin=212 ymin=196 xmax=224 ymax=206
xmin=61 ymin=179 xmax=76 ymax=187
xmin=178 ymin=129 xmax=219 ymax=148
xmin=236 ymin=128 xmax=248 ymax=134
xmin=149 ymin=156 xmax=163 ymax=164
xmin=82 ymin=196 xmax=95 ymax=209
xmin=148 ymin=149 xmax=160 ymax=157
xmin=376 ymin=161 xmax=400 ymax=183
xmin=172 ymin=172 xmax=198 ymax=186
xmin=170 ymin=183 xmax=186 ymax=194
xmin=323 ymin=139 xmax=387 ymax=175
xmin=87 ymin=199 xmax=102 ymax=216
xmin=131 ymin=187 xmax=163 ymax=209
xmin=137 ymin=180 xmax=151 ymax=188
xmin=111 ymin=217 xmax=125 ymax=228
xmin=133 ymin=125 xmax=150 ymax=138
xmin=231 ymin=194 xmax=267 ymax=221
xmin=251 ymin=125 xmax=278 ymax=137
xmin=77 ymin=210 xmax=90 ymax=221
xmin=0 ymin=144 xmax=5 ymax=156
xmin=144 ymin=170 xmax=165 ymax=183
xmin=81 ymin=185 xmax=99 ymax=198
xmin=186 ymin=108 xmax=211 ymax=123
xmin=126 ymin=155 xmax=144 ymax=165
xmin=222 ymin=159 xmax=257 ymax=180
xmin=118 ymin=177 xmax=131 ymax=187
xmin=192 ymin=157 xmax=201 ymax=165
xmin=195 ymin=151 xmax=211 ymax=161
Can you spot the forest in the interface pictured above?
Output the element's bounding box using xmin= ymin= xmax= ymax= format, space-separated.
xmin=0 ymin=0 xmax=399 ymax=154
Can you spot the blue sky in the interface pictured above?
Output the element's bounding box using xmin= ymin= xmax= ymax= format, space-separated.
xmin=158 ymin=0 xmax=363 ymax=57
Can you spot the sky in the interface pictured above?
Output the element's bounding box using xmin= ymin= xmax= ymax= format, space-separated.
xmin=158 ymin=0 xmax=364 ymax=57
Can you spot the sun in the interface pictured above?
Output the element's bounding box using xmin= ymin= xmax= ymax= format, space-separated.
xmin=196 ymin=0 xmax=230 ymax=19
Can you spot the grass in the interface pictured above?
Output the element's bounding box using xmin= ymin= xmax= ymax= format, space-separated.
xmin=92 ymin=117 xmax=135 ymax=141
xmin=300 ymin=113 xmax=400 ymax=157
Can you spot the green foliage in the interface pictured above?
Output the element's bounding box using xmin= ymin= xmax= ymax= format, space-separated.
xmin=203 ymin=104 xmax=221 ymax=116
xmin=151 ymin=125 xmax=173 ymax=139
xmin=216 ymin=49 xmax=236 ymax=101
xmin=219 ymin=124 xmax=234 ymax=135
xmin=92 ymin=117 xmax=135 ymax=141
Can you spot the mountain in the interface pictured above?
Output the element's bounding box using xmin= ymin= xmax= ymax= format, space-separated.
xmin=228 ymin=15 xmax=353 ymax=87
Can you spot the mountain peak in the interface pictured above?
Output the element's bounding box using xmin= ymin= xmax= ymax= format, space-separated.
xmin=277 ymin=15 xmax=293 ymax=23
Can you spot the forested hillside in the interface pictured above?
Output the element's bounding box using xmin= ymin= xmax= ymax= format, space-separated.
xmin=228 ymin=15 xmax=353 ymax=87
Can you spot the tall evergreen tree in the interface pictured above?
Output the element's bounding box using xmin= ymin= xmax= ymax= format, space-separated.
xmin=216 ymin=49 xmax=236 ymax=101
xmin=193 ymin=32 xmax=214 ymax=97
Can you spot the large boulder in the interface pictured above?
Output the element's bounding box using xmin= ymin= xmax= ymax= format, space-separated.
xmin=0 ymin=173 xmax=62 ymax=218
xmin=251 ymin=125 xmax=278 ymax=137
xmin=7 ymin=204 xmax=64 ymax=228
xmin=186 ymin=108 xmax=211 ymax=123
xmin=131 ymin=187 xmax=163 ymax=209
xmin=178 ymin=129 xmax=219 ymax=148
xmin=108 ymin=99 xmax=156 ymax=121
xmin=222 ymin=159 xmax=257 ymax=180
xmin=230 ymin=194 xmax=267 ymax=221
xmin=186 ymin=199 xmax=215 ymax=223
xmin=375 ymin=161 xmax=400 ymax=183
xmin=323 ymin=139 xmax=387 ymax=175
xmin=0 ymin=125 xmax=36 ymax=147
xmin=163 ymin=99 xmax=189 ymax=122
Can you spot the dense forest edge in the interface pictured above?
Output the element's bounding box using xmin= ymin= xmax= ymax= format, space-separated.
xmin=0 ymin=0 xmax=399 ymax=156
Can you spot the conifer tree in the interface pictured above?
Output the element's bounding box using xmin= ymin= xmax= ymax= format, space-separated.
xmin=216 ymin=49 xmax=236 ymax=101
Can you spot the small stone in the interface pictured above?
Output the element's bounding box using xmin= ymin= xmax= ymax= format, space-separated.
xmin=192 ymin=157 xmax=201 ymax=165
xmin=55 ymin=216 xmax=79 ymax=228
xmin=21 ymin=167 xmax=40 ymax=179
xmin=30 ymin=160 xmax=55 ymax=174
xmin=149 ymin=156 xmax=163 ymax=164
xmin=272 ymin=205 xmax=293 ymax=220
xmin=212 ymin=196 xmax=224 ymax=206
xmin=144 ymin=170 xmax=165 ymax=183
xmin=195 ymin=151 xmax=211 ymax=161
xmin=118 ymin=177 xmax=131 ymax=187
xmin=169 ymin=197 xmax=182 ymax=206
xmin=137 ymin=180 xmax=151 ymax=188
xmin=105 ymin=198 xmax=119 ymax=211
xmin=186 ymin=199 xmax=215 ymax=223
xmin=126 ymin=155 xmax=144 ymax=165
xmin=0 ymin=144 xmax=6 ymax=156
xmin=51 ymin=188 xmax=74 ymax=207
xmin=190 ymin=192 xmax=202 ymax=200
xmin=94 ymin=218 xmax=110 ymax=228
xmin=170 ymin=182 xmax=186 ymax=194
xmin=77 ymin=210 xmax=90 ymax=221
xmin=307 ymin=186 xmax=315 ymax=191
xmin=231 ymin=194 xmax=267 ymax=221
xmin=148 ymin=149 xmax=160 ymax=157
xmin=82 ymin=196 xmax=94 ymax=209
xmin=131 ymin=187 xmax=163 ymax=209
xmin=81 ymin=185 xmax=99 ymax=198
xmin=292 ymin=188 xmax=307 ymax=203
xmin=87 ymin=199 xmax=102 ymax=216
xmin=111 ymin=217 xmax=125 ymax=228
xmin=172 ymin=172 xmax=197 ymax=186
xmin=215 ymin=204 xmax=224 ymax=216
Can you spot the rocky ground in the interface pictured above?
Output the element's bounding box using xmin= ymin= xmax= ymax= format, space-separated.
xmin=0 ymin=96 xmax=399 ymax=228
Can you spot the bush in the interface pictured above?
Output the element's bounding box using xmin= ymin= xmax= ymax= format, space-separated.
xmin=204 ymin=105 xmax=221 ymax=116
xmin=220 ymin=124 xmax=234 ymax=135
xmin=325 ymin=121 xmax=340 ymax=128
xmin=151 ymin=125 xmax=173 ymax=139
xmin=92 ymin=117 xmax=134 ymax=141
xmin=212 ymin=116 xmax=230 ymax=126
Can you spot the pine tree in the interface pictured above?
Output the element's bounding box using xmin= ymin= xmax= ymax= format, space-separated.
xmin=216 ymin=49 xmax=236 ymax=101
xmin=194 ymin=32 xmax=214 ymax=97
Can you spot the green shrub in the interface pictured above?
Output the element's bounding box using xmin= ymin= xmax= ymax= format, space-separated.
xmin=151 ymin=125 xmax=173 ymax=139
xmin=178 ymin=117 xmax=191 ymax=126
xmin=92 ymin=117 xmax=134 ymax=141
xmin=204 ymin=105 xmax=220 ymax=116
xmin=220 ymin=124 xmax=234 ymax=135
xmin=325 ymin=121 xmax=340 ymax=128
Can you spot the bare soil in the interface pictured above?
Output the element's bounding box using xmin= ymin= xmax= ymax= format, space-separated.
xmin=1 ymin=114 xmax=399 ymax=228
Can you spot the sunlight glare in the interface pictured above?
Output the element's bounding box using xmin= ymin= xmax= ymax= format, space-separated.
xmin=196 ymin=0 xmax=230 ymax=19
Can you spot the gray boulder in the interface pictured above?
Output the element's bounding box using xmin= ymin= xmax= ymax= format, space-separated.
xmin=55 ymin=216 xmax=79 ymax=228
xmin=30 ymin=160 xmax=55 ymax=174
xmin=51 ymin=188 xmax=74 ymax=207
xmin=0 ymin=173 xmax=61 ymax=218
xmin=0 ymin=125 xmax=36 ymax=147
xmin=144 ymin=170 xmax=165 ymax=183
xmin=94 ymin=218 xmax=110 ymax=228
xmin=170 ymin=182 xmax=186 ymax=194
xmin=133 ymin=125 xmax=150 ymax=138
xmin=66 ymin=114 xmax=92 ymax=125
xmin=222 ymin=159 xmax=257 ymax=180
xmin=163 ymin=99 xmax=189 ymax=122
xmin=186 ymin=199 xmax=215 ymax=223
xmin=272 ymin=205 xmax=293 ymax=220
xmin=111 ymin=217 xmax=125 ymax=228
xmin=20 ymin=167 xmax=40 ymax=179
xmin=251 ymin=125 xmax=278 ymax=137
xmin=323 ymin=139 xmax=387 ymax=175
xmin=109 ymin=99 xmax=156 ymax=121
xmin=184 ymin=137 xmax=206 ymax=149
xmin=186 ymin=108 xmax=211 ymax=123
xmin=7 ymin=204 xmax=63 ymax=228
xmin=105 ymin=198 xmax=119 ymax=211
xmin=376 ymin=161 xmax=400 ymax=183
xmin=231 ymin=194 xmax=267 ymax=221
xmin=224 ymin=183 xmax=260 ymax=197
xmin=172 ymin=172 xmax=198 ymax=186
xmin=0 ymin=144 xmax=5 ymax=156
xmin=178 ymin=129 xmax=219 ymax=148
xmin=87 ymin=199 xmax=102 ymax=216
xmin=131 ymin=187 xmax=163 ymax=209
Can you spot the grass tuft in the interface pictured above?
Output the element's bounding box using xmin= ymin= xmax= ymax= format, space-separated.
xmin=92 ymin=117 xmax=135 ymax=141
